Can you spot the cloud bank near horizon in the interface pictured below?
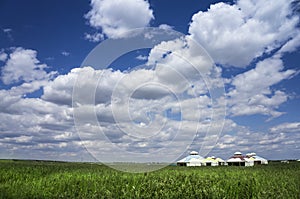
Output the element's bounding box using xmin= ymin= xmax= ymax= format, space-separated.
xmin=0 ymin=0 xmax=300 ymax=161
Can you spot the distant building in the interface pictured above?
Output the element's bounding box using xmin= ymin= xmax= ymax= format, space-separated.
xmin=177 ymin=151 xmax=268 ymax=167
xmin=227 ymin=152 xmax=268 ymax=166
xmin=245 ymin=153 xmax=268 ymax=165
xmin=177 ymin=151 xmax=204 ymax=166
xmin=227 ymin=152 xmax=253 ymax=166
xmin=202 ymin=156 xmax=226 ymax=166
xmin=281 ymin=160 xmax=289 ymax=164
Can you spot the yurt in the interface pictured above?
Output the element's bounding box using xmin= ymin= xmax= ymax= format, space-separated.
xmin=227 ymin=152 xmax=254 ymax=166
xmin=202 ymin=156 xmax=226 ymax=166
xmin=216 ymin=157 xmax=226 ymax=166
xmin=246 ymin=153 xmax=268 ymax=165
xmin=177 ymin=151 xmax=204 ymax=166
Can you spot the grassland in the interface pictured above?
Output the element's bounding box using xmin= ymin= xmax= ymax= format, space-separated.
xmin=0 ymin=160 xmax=299 ymax=198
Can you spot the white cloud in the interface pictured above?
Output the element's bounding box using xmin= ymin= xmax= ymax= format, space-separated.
xmin=228 ymin=57 xmax=296 ymax=118
xmin=0 ymin=87 xmax=79 ymax=161
xmin=146 ymin=36 xmax=222 ymax=93
xmin=270 ymin=122 xmax=300 ymax=133
xmin=136 ymin=55 xmax=148 ymax=61
xmin=0 ymin=50 xmax=8 ymax=62
xmin=3 ymin=28 xmax=12 ymax=33
xmin=231 ymin=58 xmax=295 ymax=94
xmin=1 ymin=0 xmax=300 ymax=161
xmin=43 ymin=67 xmax=124 ymax=106
xmin=85 ymin=0 xmax=154 ymax=39
xmin=2 ymin=136 xmax=33 ymax=143
xmin=84 ymin=32 xmax=104 ymax=42
xmin=11 ymin=80 xmax=50 ymax=97
xmin=61 ymin=51 xmax=70 ymax=56
xmin=276 ymin=31 xmax=300 ymax=56
xmin=158 ymin=24 xmax=173 ymax=31
xmin=2 ymin=28 xmax=13 ymax=41
xmin=1 ymin=47 xmax=56 ymax=85
xmin=42 ymin=68 xmax=80 ymax=106
xmin=0 ymin=90 xmax=20 ymax=113
xmin=189 ymin=0 xmax=299 ymax=67
xmin=42 ymin=52 xmax=224 ymax=160
xmin=210 ymin=120 xmax=300 ymax=159
xmin=0 ymin=59 xmax=297 ymax=161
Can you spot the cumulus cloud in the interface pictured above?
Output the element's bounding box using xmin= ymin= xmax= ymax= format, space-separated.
xmin=228 ymin=57 xmax=296 ymax=118
xmin=85 ymin=0 xmax=154 ymax=39
xmin=189 ymin=0 xmax=299 ymax=67
xmin=136 ymin=55 xmax=148 ymax=61
xmin=276 ymin=31 xmax=300 ymax=56
xmin=0 ymin=51 xmax=7 ymax=62
xmin=231 ymin=58 xmax=295 ymax=94
xmin=43 ymin=67 xmax=124 ymax=106
xmin=1 ymin=0 xmax=300 ymax=162
xmin=209 ymin=120 xmax=300 ymax=160
xmin=158 ymin=24 xmax=173 ymax=31
xmin=146 ymin=36 xmax=223 ymax=94
xmin=0 ymin=47 xmax=56 ymax=85
xmin=270 ymin=122 xmax=300 ymax=133
xmin=42 ymin=39 xmax=225 ymax=159
xmin=0 ymin=78 xmax=90 ymax=160
xmin=0 ymin=58 xmax=297 ymax=160
xmin=42 ymin=68 xmax=81 ymax=106
xmin=84 ymin=32 xmax=104 ymax=42
xmin=72 ymin=34 xmax=226 ymax=159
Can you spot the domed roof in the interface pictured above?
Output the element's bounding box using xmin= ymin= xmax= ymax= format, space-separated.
xmin=177 ymin=153 xmax=204 ymax=163
xmin=190 ymin=151 xmax=199 ymax=155
xmin=234 ymin=151 xmax=242 ymax=155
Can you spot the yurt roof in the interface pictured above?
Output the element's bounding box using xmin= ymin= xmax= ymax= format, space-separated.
xmin=216 ymin=158 xmax=225 ymax=162
xmin=227 ymin=157 xmax=245 ymax=162
xmin=203 ymin=156 xmax=224 ymax=162
xmin=189 ymin=158 xmax=202 ymax=163
xmin=203 ymin=157 xmax=217 ymax=163
xmin=177 ymin=154 xmax=204 ymax=163
xmin=253 ymin=155 xmax=267 ymax=161
xmin=234 ymin=151 xmax=242 ymax=155
xmin=246 ymin=152 xmax=257 ymax=156
xmin=190 ymin=151 xmax=199 ymax=155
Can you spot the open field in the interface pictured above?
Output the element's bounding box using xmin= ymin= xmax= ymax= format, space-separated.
xmin=0 ymin=160 xmax=299 ymax=198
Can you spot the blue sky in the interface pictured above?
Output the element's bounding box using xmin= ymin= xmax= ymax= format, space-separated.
xmin=0 ymin=0 xmax=300 ymax=162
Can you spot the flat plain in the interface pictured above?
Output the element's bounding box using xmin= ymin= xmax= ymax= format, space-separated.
xmin=0 ymin=160 xmax=299 ymax=198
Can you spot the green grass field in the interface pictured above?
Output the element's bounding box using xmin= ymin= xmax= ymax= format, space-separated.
xmin=0 ymin=160 xmax=299 ymax=199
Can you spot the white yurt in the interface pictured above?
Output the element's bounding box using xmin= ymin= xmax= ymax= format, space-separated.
xmin=246 ymin=153 xmax=268 ymax=165
xmin=227 ymin=152 xmax=254 ymax=166
xmin=202 ymin=156 xmax=226 ymax=166
xmin=177 ymin=151 xmax=204 ymax=166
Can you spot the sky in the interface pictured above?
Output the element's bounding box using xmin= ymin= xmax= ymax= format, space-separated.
xmin=0 ymin=0 xmax=300 ymax=163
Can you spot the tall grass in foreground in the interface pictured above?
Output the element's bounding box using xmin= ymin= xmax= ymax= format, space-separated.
xmin=0 ymin=160 xmax=299 ymax=198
